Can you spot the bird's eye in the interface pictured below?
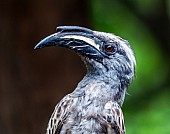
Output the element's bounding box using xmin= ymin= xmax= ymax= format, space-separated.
xmin=104 ymin=44 xmax=116 ymax=54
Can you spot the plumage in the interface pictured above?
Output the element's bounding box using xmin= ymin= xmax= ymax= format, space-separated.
xmin=35 ymin=26 xmax=136 ymax=134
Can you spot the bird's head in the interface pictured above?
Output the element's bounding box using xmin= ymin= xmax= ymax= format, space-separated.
xmin=35 ymin=26 xmax=136 ymax=89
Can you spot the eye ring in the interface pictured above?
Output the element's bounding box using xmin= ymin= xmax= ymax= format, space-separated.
xmin=104 ymin=44 xmax=117 ymax=54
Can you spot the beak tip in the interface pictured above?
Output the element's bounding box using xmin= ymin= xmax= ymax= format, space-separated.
xmin=34 ymin=40 xmax=44 ymax=50
xmin=34 ymin=46 xmax=38 ymax=50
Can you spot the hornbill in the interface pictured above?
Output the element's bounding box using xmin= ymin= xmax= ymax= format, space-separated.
xmin=35 ymin=26 xmax=136 ymax=134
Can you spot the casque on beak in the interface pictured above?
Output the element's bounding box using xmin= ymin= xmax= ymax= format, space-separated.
xmin=34 ymin=26 xmax=104 ymax=59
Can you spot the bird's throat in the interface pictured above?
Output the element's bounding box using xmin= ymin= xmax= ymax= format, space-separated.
xmin=72 ymin=70 xmax=126 ymax=106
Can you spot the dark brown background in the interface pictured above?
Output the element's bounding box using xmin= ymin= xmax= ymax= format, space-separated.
xmin=0 ymin=0 xmax=88 ymax=133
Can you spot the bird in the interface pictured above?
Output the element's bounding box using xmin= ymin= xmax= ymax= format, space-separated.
xmin=34 ymin=26 xmax=136 ymax=134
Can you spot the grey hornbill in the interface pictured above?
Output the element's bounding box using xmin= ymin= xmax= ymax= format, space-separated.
xmin=35 ymin=26 xmax=136 ymax=134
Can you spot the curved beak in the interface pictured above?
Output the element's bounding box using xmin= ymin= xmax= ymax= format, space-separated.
xmin=34 ymin=26 xmax=104 ymax=59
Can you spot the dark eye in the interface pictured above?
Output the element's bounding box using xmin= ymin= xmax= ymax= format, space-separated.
xmin=104 ymin=44 xmax=116 ymax=54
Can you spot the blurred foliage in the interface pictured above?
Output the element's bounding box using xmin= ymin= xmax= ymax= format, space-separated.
xmin=90 ymin=0 xmax=170 ymax=133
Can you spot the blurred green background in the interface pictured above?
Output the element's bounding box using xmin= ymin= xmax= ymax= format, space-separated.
xmin=90 ymin=0 xmax=170 ymax=133
xmin=91 ymin=0 xmax=170 ymax=134
xmin=0 ymin=0 xmax=169 ymax=133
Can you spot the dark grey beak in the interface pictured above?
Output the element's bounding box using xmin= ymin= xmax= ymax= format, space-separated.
xmin=34 ymin=26 xmax=104 ymax=59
